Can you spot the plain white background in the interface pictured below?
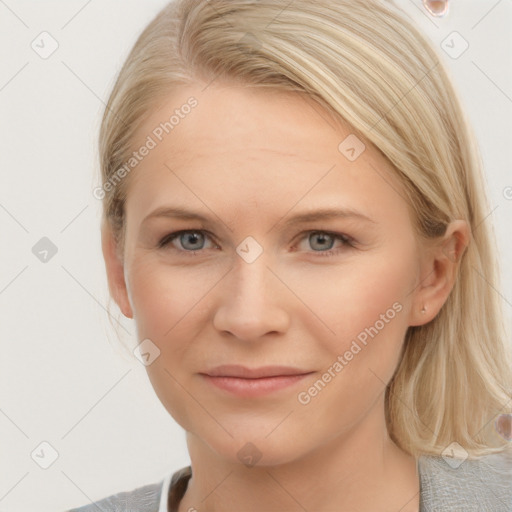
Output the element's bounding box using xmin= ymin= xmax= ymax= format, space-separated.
xmin=0 ymin=1 xmax=511 ymax=511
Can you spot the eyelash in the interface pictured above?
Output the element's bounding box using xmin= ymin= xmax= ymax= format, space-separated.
xmin=157 ymin=229 xmax=355 ymax=258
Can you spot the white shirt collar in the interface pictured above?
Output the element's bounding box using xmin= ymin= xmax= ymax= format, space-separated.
xmin=158 ymin=470 xmax=175 ymax=512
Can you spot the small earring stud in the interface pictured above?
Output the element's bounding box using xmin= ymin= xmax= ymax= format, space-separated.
xmin=423 ymin=0 xmax=450 ymax=18
xmin=421 ymin=306 xmax=426 ymax=314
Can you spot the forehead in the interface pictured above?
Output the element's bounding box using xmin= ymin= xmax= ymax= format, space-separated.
xmin=124 ymin=83 xmax=412 ymax=229
xmin=139 ymin=84 xmax=347 ymax=160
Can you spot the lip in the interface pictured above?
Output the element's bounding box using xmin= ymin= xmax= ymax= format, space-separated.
xmin=203 ymin=364 xmax=312 ymax=379
xmin=199 ymin=365 xmax=315 ymax=398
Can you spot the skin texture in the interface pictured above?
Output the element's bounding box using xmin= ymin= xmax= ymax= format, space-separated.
xmin=102 ymin=82 xmax=469 ymax=512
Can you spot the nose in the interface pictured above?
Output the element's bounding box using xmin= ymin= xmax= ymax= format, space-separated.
xmin=212 ymin=250 xmax=290 ymax=342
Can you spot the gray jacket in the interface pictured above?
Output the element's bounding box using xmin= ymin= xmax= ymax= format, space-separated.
xmin=66 ymin=451 xmax=512 ymax=511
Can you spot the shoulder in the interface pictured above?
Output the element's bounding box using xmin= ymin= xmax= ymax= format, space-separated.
xmin=418 ymin=449 xmax=512 ymax=511
xmin=64 ymin=479 xmax=164 ymax=512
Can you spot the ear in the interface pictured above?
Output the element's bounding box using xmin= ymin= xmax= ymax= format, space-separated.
xmin=409 ymin=219 xmax=470 ymax=327
xmin=101 ymin=223 xmax=134 ymax=319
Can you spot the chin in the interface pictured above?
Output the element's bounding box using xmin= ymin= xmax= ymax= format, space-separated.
xmin=201 ymin=427 xmax=309 ymax=469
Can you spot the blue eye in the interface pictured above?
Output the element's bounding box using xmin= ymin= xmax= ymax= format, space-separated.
xmin=157 ymin=229 xmax=354 ymax=257
xmin=299 ymin=231 xmax=354 ymax=257
xmin=158 ymin=230 xmax=215 ymax=254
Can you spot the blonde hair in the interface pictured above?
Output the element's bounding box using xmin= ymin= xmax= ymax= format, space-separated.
xmin=98 ymin=0 xmax=512 ymax=458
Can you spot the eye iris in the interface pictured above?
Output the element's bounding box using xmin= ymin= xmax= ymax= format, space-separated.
xmin=310 ymin=232 xmax=334 ymax=251
xmin=181 ymin=231 xmax=204 ymax=250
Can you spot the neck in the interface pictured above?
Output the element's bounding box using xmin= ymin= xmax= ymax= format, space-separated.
xmin=177 ymin=398 xmax=419 ymax=512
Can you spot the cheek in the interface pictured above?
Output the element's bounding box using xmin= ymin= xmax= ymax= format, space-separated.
xmin=127 ymin=256 xmax=207 ymax=340
xmin=291 ymin=256 xmax=412 ymax=427
xmin=126 ymin=258 xmax=210 ymax=432
xmin=128 ymin=263 xmax=173 ymax=337
xmin=286 ymin=252 xmax=415 ymax=399
xmin=290 ymin=254 xmax=411 ymax=345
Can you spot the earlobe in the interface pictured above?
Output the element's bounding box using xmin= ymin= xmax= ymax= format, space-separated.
xmin=101 ymin=224 xmax=134 ymax=319
xmin=410 ymin=220 xmax=470 ymax=327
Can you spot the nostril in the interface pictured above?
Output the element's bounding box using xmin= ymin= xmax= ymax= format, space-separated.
xmin=423 ymin=0 xmax=450 ymax=17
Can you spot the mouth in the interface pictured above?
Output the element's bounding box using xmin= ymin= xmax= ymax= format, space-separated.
xmin=203 ymin=364 xmax=313 ymax=379
xmin=199 ymin=365 xmax=315 ymax=398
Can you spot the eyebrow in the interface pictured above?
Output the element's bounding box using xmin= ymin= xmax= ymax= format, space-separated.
xmin=141 ymin=206 xmax=377 ymax=228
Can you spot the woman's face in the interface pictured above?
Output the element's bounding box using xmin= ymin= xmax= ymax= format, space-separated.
xmin=108 ymin=83 xmax=431 ymax=465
